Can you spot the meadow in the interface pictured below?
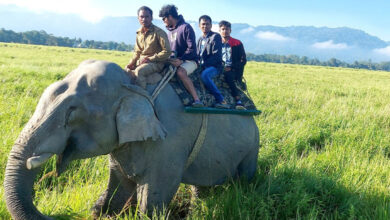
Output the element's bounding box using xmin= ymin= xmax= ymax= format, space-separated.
xmin=0 ymin=42 xmax=389 ymax=219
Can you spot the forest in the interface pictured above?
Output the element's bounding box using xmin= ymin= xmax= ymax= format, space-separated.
xmin=0 ymin=28 xmax=133 ymax=51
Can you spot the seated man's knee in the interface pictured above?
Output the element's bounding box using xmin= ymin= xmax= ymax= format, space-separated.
xmin=201 ymin=70 xmax=210 ymax=82
xmin=137 ymin=69 xmax=148 ymax=78
xmin=134 ymin=66 xmax=144 ymax=77
xmin=136 ymin=64 xmax=154 ymax=77
xmin=176 ymin=67 xmax=188 ymax=79
xmin=134 ymin=67 xmax=150 ymax=88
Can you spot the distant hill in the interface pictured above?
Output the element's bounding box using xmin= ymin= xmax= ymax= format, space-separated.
xmin=1 ymin=4 xmax=389 ymax=63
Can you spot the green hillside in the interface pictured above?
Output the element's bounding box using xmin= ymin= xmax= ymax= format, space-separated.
xmin=0 ymin=43 xmax=389 ymax=219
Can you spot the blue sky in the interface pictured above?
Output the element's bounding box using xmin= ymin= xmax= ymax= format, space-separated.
xmin=1 ymin=0 xmax=389 ymax=41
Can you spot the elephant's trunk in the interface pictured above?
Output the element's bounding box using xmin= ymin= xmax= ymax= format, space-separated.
xmin=4 ymin=143 xmax=51 ymax=220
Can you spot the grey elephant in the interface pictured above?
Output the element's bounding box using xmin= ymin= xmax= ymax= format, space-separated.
xmin=4 ymin=60 xmax=260 ymax=219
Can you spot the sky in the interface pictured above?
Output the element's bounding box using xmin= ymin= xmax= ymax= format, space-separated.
xmin=0 ymin=0 xmax=389 ymax=41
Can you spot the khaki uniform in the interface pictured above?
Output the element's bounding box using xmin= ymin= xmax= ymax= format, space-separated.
xmin=128 ymin=24 xmax=171 ymax=88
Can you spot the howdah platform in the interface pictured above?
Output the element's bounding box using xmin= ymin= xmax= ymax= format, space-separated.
xmin=184 ymin=106 xmax=261 ymax=115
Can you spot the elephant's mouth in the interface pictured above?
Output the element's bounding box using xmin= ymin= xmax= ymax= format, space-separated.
xmin=55 ymin=140 xmax=75 ymax=176
xmin=26 ymin=136 xmax=76 ymax=176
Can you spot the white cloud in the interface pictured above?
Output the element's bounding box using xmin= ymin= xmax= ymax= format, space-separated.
xmin=373 ymin=46 xmax=390 ymax=57
xmin=255 ymin=31 xmax=291 ymax=41
xmin=0 ymin=0 xmax=105 ymax=23
xmin=240 ymin=27 xmax=255 ymax=34
xmin=312 ymin=40 xmax=348 ymax=50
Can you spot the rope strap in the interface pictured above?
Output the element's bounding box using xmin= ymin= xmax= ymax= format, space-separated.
xmin=151 ymin=65 xmax=177 ymax=101
xmin=185 ymin=113 xmax=208 ymax=169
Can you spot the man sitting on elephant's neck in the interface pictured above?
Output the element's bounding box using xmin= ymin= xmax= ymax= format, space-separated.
xmin=126 ymin=6 xmax=171 ymax=89
xmin=159 ymin=4 xmax=204 ymax=108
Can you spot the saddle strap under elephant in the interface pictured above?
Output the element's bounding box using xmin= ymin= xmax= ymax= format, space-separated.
xmin=185 ymin=113 xmax=208 ymax=169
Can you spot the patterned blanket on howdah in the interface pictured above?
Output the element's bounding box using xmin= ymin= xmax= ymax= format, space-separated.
xmin=169 ymin=67 xmax=257 ymax=110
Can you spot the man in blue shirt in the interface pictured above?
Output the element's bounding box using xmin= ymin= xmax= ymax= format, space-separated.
xmin=197 ymin=15 xmax=229 ymax=109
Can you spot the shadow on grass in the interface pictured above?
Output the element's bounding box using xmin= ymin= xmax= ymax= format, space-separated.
xmin=49 ymin=212 xmax=83 ymax=220
xmin=185 ymin=167 xmax=389 ymax=219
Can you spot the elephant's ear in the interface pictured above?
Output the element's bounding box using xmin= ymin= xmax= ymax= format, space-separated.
xmin=116 ymin=94 xmax=166 ymax=144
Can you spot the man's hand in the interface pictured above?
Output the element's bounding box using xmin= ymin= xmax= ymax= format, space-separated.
xmin=224 ymin=66 xmax=232 ymax=72
xmin=169 ymin=58 xmax=183 ymax=67
xmin=140 ymin=57 xmax=151 ymax=64
xmin=126 ymin=62 xmax=136 ymax=71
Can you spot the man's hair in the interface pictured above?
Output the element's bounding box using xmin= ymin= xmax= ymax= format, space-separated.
xmin=138 ymin=6 xmax=153 ymax=17
xmin=219 ymin=20 xmax=231 ymax=29
xmin=199 ymin=15 xmax=212 ymax=23
xmin=159 ymin=4 xmax=179 ymax=19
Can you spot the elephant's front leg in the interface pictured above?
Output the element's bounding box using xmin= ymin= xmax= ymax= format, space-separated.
xmin=137 ymin=168 xmax=183 ymax=215
xmin=92 ymin=156 xmax=137 ymax=218
xmin=137 ymin=181 xmax=181 ymax=215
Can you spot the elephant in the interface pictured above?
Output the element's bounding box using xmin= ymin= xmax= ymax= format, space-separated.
xmin=4 ymin=60 xmax=260 ymax=219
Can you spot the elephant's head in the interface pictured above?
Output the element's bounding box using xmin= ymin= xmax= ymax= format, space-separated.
xmin=4 ymin=60 xmax=166 ymax=219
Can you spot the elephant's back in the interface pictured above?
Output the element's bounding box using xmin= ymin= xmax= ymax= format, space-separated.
xmin=153 ymin=84 xmax=259 ymax=186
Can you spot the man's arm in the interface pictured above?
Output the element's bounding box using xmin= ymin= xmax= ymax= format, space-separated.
xmin=236 ymin=42 xmax=246 ymax=81
xmin=240 ymin=42 xmax=247 ymax=66
xmin=196 ymin=37 xmax=201 ymax=57
xmin=231 ymin=41 xmax=247 ymax=72
xmin=148 ymin=30 xmax=171 ymax=62
xmin=128 ymin=38 xmax=142 ymax=65
xmin=127 ymin=38 xmax=142 ymax=69
xmin=179 ymin=25 xmax=197 ymax=61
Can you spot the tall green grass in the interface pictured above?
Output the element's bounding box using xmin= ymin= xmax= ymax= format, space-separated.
xmin=0 ymin=43 xmax=389 ymax=219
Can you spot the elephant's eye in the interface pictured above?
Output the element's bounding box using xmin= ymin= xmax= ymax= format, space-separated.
xmin=65 ymin=106 xmax=78 ymax=127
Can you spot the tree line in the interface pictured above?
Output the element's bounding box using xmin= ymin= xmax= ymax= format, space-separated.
xmin=246 ymin=53 xmax=390 ymax=72
xmin=0 ymin=28 xmax=133 ymax=51
xmin=1 ymin=28 xmax=389 ymax=72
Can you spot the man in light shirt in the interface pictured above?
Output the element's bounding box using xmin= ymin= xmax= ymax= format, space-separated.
xmin=126 ymin=6 xmax=171 ymax=89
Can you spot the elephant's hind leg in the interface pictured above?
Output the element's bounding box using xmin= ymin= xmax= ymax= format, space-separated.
xmin=92 ymin=157 xmax=137 ymax=218
xmin=237 ymin=146 xmax=259 ymax=181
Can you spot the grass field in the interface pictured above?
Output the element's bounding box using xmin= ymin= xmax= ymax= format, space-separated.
xmin=0 ymin=42 xmax=389 ymax=219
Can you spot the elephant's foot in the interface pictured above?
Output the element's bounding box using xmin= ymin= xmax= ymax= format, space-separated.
xmin=91 ymin=156 xmax=138 ymax=218
xmin=91 ymin=190 xmax=109 ymax=219
xmin=237 ymin=147 xmax=259 ymax=181
xmin=91 ymin=189 xmax=136 ymax=219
